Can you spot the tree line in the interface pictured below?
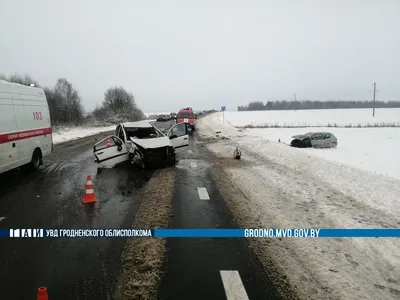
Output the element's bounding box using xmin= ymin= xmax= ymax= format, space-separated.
xmin=0 ymin=73 xmax=145 ymax=126
xmin=238 ymin=100 xmax=400 ymax=111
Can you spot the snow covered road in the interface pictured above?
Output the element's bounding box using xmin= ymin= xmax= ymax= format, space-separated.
xmin=197 ymin=113 xmax=400 ymax=300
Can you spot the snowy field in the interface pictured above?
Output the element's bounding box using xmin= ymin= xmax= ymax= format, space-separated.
xmin=219 ymin=108 xmax=400 ymax=127
xmin=245 ymin=127 xmax=400 ymax=180
xmin=197 ymin=112 xmax=400 ymax=300
xmin=52 ymin=125 xmax=115 ymax=144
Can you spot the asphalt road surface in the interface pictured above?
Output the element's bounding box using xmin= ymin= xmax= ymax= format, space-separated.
xmin=157 ymin=133 xmax=279 ymax=300
xmin=0 ymin=120 xmax=280 ymax=300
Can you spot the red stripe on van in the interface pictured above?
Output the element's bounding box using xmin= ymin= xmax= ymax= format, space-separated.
xmin=0 ymin=127 xmax=52 ymax=144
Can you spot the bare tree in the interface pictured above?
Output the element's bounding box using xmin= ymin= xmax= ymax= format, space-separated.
xmin=4 ymin=73 xmax=41 ymax=87
xmin=51 ymin=78 xmax=84 ymax=124
xmin=99 ymin=86 xmax=145 ymax=122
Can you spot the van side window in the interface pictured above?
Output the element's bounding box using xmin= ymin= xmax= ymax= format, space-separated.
xmin=325 ymin=133 xmax=331 ymax=139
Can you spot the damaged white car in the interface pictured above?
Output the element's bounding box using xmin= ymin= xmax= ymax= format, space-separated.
xmin=93 ymin=121 xmax=189 ymax=168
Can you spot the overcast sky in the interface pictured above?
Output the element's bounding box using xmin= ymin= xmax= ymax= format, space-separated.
xmin=1 ymin=0 xmax=399 ymax=112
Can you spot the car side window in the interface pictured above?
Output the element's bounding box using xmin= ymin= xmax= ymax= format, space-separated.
xmin=169 ymin=123 xmax=186 ymax=137
xmin=325 ymin=133 xmax=331 ymax=139
xmin=313 ymin=133 xmax=324 ymax=140
xmin=94 ymin=137 xmax=117 ymax=151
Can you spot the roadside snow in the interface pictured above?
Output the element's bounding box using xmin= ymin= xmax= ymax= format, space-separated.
xmin=198 ymin=113 xmax=400 ymax=300
xmin=52 ymin=125 xmax=115 ymax=144
xmin=221 ymin=108 xmax=400 ymax=128
xmin=197 ymin=113 xmax=244 ymax=139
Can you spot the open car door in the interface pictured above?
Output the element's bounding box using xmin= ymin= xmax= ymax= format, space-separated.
xmin=93 ymin=136 xmax=129 ymax=167
xmin=167 ymin=123 xmax=189 ymax=148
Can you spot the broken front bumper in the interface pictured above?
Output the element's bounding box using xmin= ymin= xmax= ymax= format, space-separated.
xmin=129 ymin=146 xmax=176 ymax=167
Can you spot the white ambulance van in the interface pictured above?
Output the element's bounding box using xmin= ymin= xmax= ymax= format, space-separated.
xmin=0 ymin=80 xmax=53 ymax=174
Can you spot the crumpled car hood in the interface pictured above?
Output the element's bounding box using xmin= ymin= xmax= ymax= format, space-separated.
xmin=130 ymin=136 xmax=171 ymax=149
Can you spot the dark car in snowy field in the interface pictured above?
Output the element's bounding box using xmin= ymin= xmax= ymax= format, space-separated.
xmin=290 ymin=132 xmax=338 ymax=148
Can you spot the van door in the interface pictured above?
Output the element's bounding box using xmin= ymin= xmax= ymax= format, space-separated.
xmin=167 ymin=123 xmax=189 ymax=148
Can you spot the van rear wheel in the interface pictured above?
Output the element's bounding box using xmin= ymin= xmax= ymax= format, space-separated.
xmin=30 ymin=149 xmax=41 ymax=171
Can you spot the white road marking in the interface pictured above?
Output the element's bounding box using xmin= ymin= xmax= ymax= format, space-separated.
xmin=188 ymin=150 xmax=193 ymax=154
xmin=220 ymin=270 xmax=250 ymax=300
xmin=190 ymin=162 xmax=197 ymax=168
xmin=0 ymin=217 xmax=5 ymax=222
xmin=197 ymin=187 xmax=210 ymax=200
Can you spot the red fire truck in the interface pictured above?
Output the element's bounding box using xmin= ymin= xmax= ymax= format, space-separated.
xmin=176 ymin=108 xmax=196 ymax=131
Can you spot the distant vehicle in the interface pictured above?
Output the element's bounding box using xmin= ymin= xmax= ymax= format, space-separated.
xmin=0 ymin=80 xmax=53 ymax=174
xmin=170 ymin=112 xmax=177 ymax=119
xmin=176 ymin=109 xmax=196 ymax=131
xmin=290 ymin=132 xmax=338 ymax=148
xmin=156 ymin=114 xmax=170 ymax=122
xmin=93 ymin=121 xmax=189 ymax=168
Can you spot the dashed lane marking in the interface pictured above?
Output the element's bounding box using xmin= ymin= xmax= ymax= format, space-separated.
xmin=197 ymin=187 xmax=210 ymax=200
xmin=0 ymin=217 xmax=5 ymax=222
xmin=190 ymin=162 xmax=197 ymax=168
xmin=220 ymin=270 xmax=250 ymax=300
xmin=188 ymin=150 xmax=193 ymax=154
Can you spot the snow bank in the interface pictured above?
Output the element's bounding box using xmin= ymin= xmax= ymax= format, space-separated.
xmin=198 ymin=113 xmax=400 ymax=300
xmin=222 ymin=108 xmax=400 ymax=128
xmin=196 ymin=112 xmax=245 ymax=140
xmin=52 ymin=125 xmax=115 ymax=144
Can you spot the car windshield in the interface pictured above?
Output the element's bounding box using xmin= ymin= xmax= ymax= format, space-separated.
xmin=177 ymin=113 xmax=194 ymax=118
xmin=124 ymin=126 xmax=162 ymax=139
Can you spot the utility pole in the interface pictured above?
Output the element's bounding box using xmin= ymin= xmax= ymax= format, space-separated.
xmin=372 ymin=82 xmax=377 ymax=117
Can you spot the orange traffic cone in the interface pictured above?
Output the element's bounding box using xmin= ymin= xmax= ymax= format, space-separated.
xmin=81 ymin=175 xmax=97 ymax=204
xmin=37 ymin=286 xmax=48 ymax=300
